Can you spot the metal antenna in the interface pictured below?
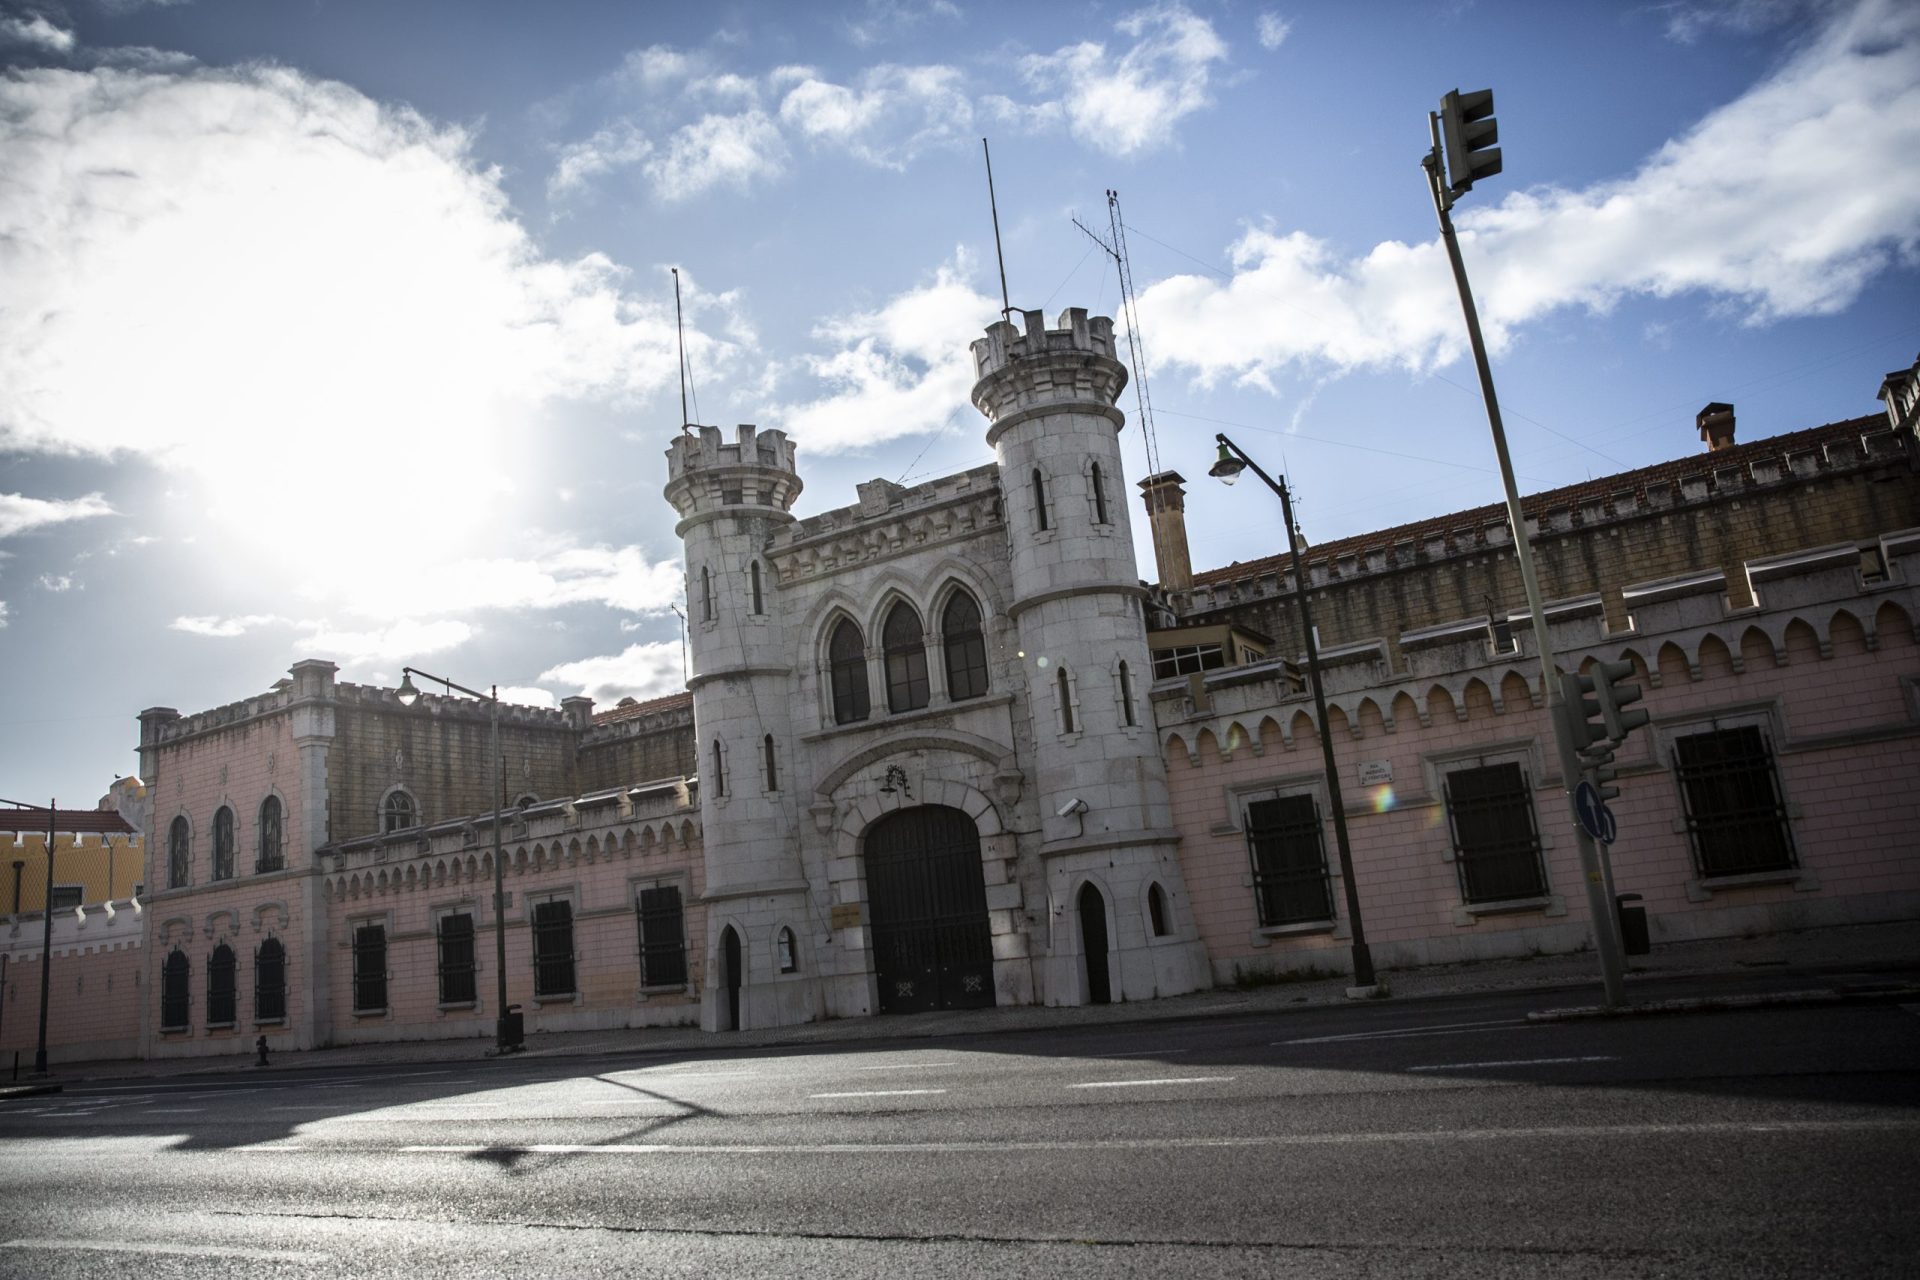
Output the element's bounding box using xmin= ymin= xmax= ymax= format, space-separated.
xmin=672 ymin=267 xmax=690 ymax=433
xmin=983 ymin=138 xmax=1012 ymax=320
xmin=1073 ymin=190 xmax=1161 ymax=478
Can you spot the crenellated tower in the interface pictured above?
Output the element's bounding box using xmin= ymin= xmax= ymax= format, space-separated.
xmin=970 ymin=308 xmax=1209 ymax=1004
xmin=664 ymin=424 xmax=814 ymax=1030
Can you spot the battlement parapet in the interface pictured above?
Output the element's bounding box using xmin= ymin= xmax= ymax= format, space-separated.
xmin=970 ymin=307 xmax=1127 ymax=424
xmin=765 ymin=464 xmax=1004 ymax=586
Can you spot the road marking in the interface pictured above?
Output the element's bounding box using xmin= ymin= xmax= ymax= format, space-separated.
xmin=143 ymin=1108 xmax=205 ymax=1115
xmin=1103 ymin=1048 xmax=1191 ymax=1057
xmin=809 ymin=1088 xmax=948 ymax=1099
xmin=855 ymin=1061 xmax=958 ymax=1071
xmin=1409 ymin=1055 xmax=1618 ymax=1072
xmin=395 ymin=1118 xmax=1920 ymax=1157
xmin=1279 ymin=1018 xmax=1531 ymax=1045
xmin=2 ymin=1238 xmax=328 ymax=1263
xmin=1069 ymin=1076 xmax=1234 ymax=1089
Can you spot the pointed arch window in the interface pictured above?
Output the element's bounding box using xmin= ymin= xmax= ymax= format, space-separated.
xmin=700 ymin=566 xmax=714 ymax=621
xmin=255 ymin=936 xmax=288 ymax=1021
xmin=160 ymin=949 xmax=190 ymax=1031
xmin=829 ymin=619 xmax=870 ymax=724
xmin=776 ymin=925 xmax=798 ymax=974
xmin=883 ymin=602 xmax=930 ymax=713
xmin=1147 ymin=883 xmax=1170 ymax=937
xmin=1057 ymin=666 xmax=1076 ymax=734
xmin=211 ymin=806 xmax=235 ymax=881
xmin=1117 ymin=660 xmax=1137 ymax=727
xmin=763 ymin=734 xmax=778 ymax=792
xmin=1032 ymin=468 xmax=1050 ymax=531
xmin=257 ymin=795 xmax=283 ymax=873
xmin=168 ymin=816 xmax=189 ymax=889
xmin=749 ymin=561 xmax=764 ymax=614
xmin=207 ymin=943 xmax=237 ymax=1026
xmin=942 ymin=590 xmax=989 ymax=702
xmin=1090 ymin=461 xmax=1110 ymax=524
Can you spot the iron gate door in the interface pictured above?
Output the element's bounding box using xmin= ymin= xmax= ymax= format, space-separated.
xmin=865 ymin=805 xmax=996 ymax=1014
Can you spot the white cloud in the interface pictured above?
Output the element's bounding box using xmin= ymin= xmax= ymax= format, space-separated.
xmin=0 ymin=14 xmax=74 ymax=53
xmin=1015 ymin=2 xmax=1229 ymax=155
xmin=643 ymin=110 xmax=786 ymax=201
xmin=495 ymin=685 xmax=558 ymax=709
xmin=773 ymin=253 xmax=1000 ymax=453
xmin=845 ymin=0 xmax=964 ymax=49
xmin=360 ymin=544 xmax=686 ymax=618
xmin=301 ymin=618 xmax=474 ymax=664
xmin=169 ymin=614 xmax=288 ymax=638
xmin=0 ymin=601 xmax=8 ymax=628
xmin=1660 ymin=0 xmax=1833 ymax=43
xmin=548 ymin=119 xmax=652 ymax=199
xmin=1137 ymin=0 xmax=1920 ymax=385
xmin=0 ymin=492 xmax=116 ymax=538
xmin=1255 ymin=13 xmax=1292 ymax=50
xmin=539 ymin=640 xmax=686 ymax=703
xmin=778 ymin=64 xmax=972 ymax=168
xmin=0 ymin=64 xmax=728 ymax=619
xmin=36 ymin=573 xmax=76 ymax=592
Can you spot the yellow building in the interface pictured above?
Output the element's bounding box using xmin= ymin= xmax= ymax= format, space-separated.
xmin=1 ymin=778 xmax=146 ymax=913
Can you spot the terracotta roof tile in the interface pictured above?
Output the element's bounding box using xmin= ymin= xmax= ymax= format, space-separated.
xmin=591 ymin=691 xmax=693 ymax=725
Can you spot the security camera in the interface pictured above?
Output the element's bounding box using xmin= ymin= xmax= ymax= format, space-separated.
xmin=1056 ymin=797 xmax=1088 ymax=817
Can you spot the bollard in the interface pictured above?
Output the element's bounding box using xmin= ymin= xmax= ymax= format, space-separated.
xmin=255 ymin=1035 xmax=269 ymax=1068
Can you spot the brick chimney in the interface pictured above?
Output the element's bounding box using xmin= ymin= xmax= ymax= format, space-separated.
xmin=1137 ymin=471 xmax=1193 ymax=591
xmin=1697 ymin=402 xmax=1736 ymax=452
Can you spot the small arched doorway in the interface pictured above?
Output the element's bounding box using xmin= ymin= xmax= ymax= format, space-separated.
xmin=1078 ymin=882 xmax=1111 ymax=1005
xmin=719 ymin=926 xmax=743 ymax=1031
xmin=865 ymin=804 xmax=995 ymax=1014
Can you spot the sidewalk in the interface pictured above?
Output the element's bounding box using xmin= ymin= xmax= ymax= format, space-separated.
xmin=25 ymin=918 xmax=1920 ymax=1086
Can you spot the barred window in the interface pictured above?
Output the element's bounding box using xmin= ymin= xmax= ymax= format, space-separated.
xmin=257 ymin=796 xmax=283 ymax=873
xmin=49 ymin=885 xmax=82 ymax=911
xmin=533 ymin=899 xmax=576 ymax=998
xmin=1443 ymin=763 xmax=1547 ymax=903
xmin=1675 ymin=726 xmax=1796 ymax=877
xmin=884 ymin=602 xmax=930 ymax=713
xmin=941 ymin=591 xmax=989 ymax=701
xmin=436 ymin=913 xmax=476 ymax=1005
xmin=352 ymin=923 xmax=388 ymax=1013
xmin=637 ymin=886 xmax=688 ymax=988
xmin=168 ymin=817 xmax=189 ymax=889
xmin=255 ymin=937 xmax=287 ymax=1022
xmin=1245 ymin=795 xmax=1334 ymax=926
xmin=211 ymin=806 xmax=235 ymax=881
xmin=829 ymin=619 xmax=870 ymax=724
xmin=207 ymin=943 xmax=237 ymax=1026
xmin=160 ymin=949 xmax=190 ymax=1031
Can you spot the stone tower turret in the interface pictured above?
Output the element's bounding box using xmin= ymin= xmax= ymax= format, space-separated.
xmin=970 ymin=308 xmax=1209 ymax=1004
xmin=664 ymin=424 xmax=810 ymax=1030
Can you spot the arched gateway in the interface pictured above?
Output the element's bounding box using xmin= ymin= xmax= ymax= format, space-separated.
xmin=864 ymin=804 xmax=995 ymax=1014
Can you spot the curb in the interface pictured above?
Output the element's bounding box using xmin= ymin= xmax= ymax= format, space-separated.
xmin=0 ymin=1082 xmax=64 ymax=1100
xmin=1527 ymin=983 xmax=1920 ymax=1022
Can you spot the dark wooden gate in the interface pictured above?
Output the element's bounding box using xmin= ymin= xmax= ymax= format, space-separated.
xmin=865 ymin=805 xmax=996 ymax=1014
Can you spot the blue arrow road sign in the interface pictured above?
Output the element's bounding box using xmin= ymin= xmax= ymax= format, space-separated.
xmin=1574 ymin=780 xmax=1618 ymax=844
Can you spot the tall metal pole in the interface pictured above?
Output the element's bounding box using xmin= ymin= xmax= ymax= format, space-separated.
xmin=490 ymin=690 xmax=514 ymax=1053
xmin=1214 ymin=437 xmax=1375 ymax=989
xmin=982 ymin=138 xmax=1012 ymax=321
xmin=36 ymin=799 xmax=55 ymax=1074
xmin=1422 ymin=126 xmax=1625 ymax=1007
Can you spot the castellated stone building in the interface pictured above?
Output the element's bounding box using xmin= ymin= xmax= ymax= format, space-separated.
xmin=8 ymin=324 xmax=1916 ymax=1064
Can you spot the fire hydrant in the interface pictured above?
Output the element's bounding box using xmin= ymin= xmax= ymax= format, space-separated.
xmin=255 ymin=1035 xmax=270 ymax=1067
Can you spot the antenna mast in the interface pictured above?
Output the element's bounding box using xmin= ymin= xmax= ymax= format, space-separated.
xmin=1073 ymin=189 xmax=1161 ymax=478
xmin=982 ymin=138 xmax=1012 ymax=320
xmin=672 ymin=267 xmax=690 ymax=433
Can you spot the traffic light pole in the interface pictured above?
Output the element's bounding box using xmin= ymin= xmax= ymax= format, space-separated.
xmin=1424 ymin=117 xmax=1626 ymax=1007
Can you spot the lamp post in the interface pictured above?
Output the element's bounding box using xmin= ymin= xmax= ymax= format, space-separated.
xmin=394 ymin=669 xmax=522 ymax=1053
xmin=1208 ymin=438 xmax=1377 ymax=991
xmin=1 ymin=797 xmax=60 ymax=1074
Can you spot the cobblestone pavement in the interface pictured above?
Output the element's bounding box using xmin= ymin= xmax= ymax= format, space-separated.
xmin=27 ymin=918 xmax=1919 ymax=1083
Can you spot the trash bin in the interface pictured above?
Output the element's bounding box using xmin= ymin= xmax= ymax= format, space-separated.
xmin=498 ymin=1005 xmax=524 ymax=1051
xmin=1615 ymin=893 xmax=1650 ymax=956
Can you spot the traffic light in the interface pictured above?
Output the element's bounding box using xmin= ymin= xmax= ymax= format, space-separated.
xmin=1588 ymin=755 xmax=1620 ymax=803
xmin=1594 ymin=659 xmax=1650 ymax=742
xmin=1558 ymin=670 xmax=1606 ymax=754
xmin=1440 ymin=89 xmax=1502 ymax=196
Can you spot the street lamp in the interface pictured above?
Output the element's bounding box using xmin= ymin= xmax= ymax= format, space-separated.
xmin=395 ymin=669 xmax=522 ymax=1054
xmin=1 ymin=797 xmax=60 ymax=1074
xmin=1208 ymin=437 xmax=1377 ymax=991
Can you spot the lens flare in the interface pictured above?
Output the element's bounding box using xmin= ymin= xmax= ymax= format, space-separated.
xmin=1371 ymin=785 xmax=1397 ymax=814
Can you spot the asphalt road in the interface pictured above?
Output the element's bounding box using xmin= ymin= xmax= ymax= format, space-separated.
xmin=2 ymin=988 xmax=1916 ymax=1278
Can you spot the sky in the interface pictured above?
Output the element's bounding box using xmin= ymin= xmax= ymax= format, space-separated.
xmin=1 ymin=0 xmax=1916 ymax=805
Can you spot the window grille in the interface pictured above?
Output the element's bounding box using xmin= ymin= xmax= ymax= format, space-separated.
xmin=1674 ymin=726 xmax=1797 ymax=877
xmin=255 ymin=937 xmax=287 ymax=1021
xmin=382 ymin=792 xmax=415 ymax=834
xmin=211 ymin=806 xmax=235 ymax=880
xmin=638 ymin=886 xmax=688 ymax=987
xmin=533 ymin=900 xmax=576 ymax=997
xmin=829 ymin=619 xmax=870 ymax=724
xmin=941 ymin=592 xmax=989 ymax=701
xmin=436 ymin=913 xmax=476 ymax=1005
xmin=1443 ymin=763 xmax=1548 ymax=903
xmin=352 ymin=923 xmax=388 ymax=1013
xmin=168 ymin=817 xmax=189 ymax=888
xmin=1245 ymin=796 xmax=1334 ymax=925
xmin=257 ymin=796 xmax=283 ymax=872
xmin=160 ymin=950 xmax=190 ymax=1031
xmin=49 ymin=885 xmax=82 ymax=911
xmin=207 ymin=943 xmax=237 ymax=1026
xmin=884 ymin=603 xmax=930 ymax=713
